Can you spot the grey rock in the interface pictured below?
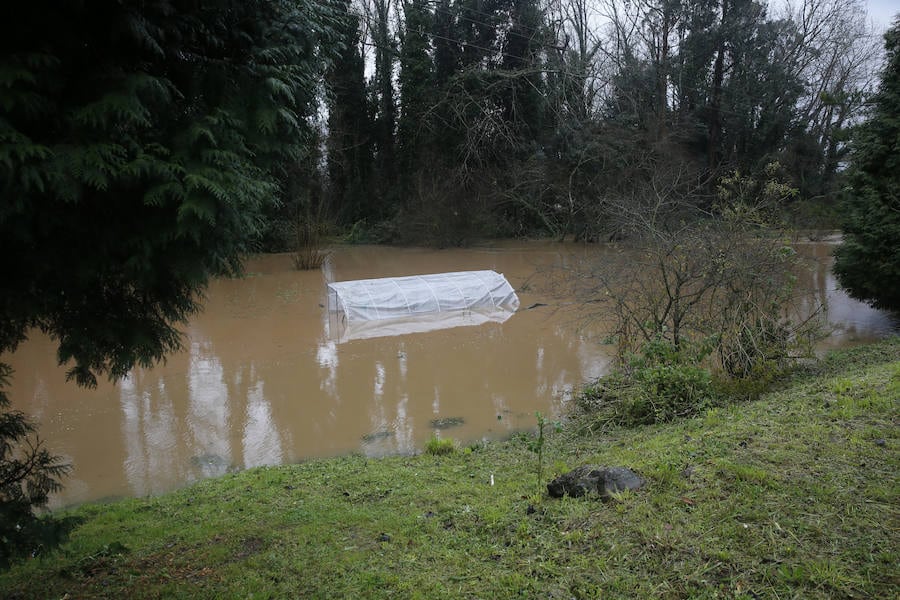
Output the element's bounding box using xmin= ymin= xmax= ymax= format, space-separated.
xmin=547 ymin=465 xmax=645 ymax=499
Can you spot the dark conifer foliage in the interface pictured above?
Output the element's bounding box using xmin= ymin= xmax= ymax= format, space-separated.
xmin=0 ymin=0 xmax=338 ymax=562
xmin=397 ymin=0 xmax=435 ymax=205
xmin=834 ymin=18 xmax=900 ymax=311
xmin=327 ymin=1 xmax=375 ymax=224
xmin=0 ymin=0 xmax=338 ymax=386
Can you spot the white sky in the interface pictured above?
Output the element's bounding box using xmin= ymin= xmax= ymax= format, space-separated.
xmin=867 ymin=0 xmax=898 ymax=30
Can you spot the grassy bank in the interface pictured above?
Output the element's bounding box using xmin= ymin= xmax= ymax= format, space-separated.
xmin=2 ymin=339 xmax=898 ymax=599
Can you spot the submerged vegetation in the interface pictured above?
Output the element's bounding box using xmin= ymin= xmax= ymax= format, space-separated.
xmin=0 ymin=339 xmax=896 ymax=598
xmin=424 ymin=435 xmax=456 ymax=456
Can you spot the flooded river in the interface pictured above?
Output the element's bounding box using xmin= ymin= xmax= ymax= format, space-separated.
xmin=4 ymin=241 xmax=897 ymax=507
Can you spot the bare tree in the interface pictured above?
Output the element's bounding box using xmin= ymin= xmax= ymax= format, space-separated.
xmin=778 ymin=0 xmax=882 ymax=189
xmin=560 ymin=162 xmax=820 ymax=376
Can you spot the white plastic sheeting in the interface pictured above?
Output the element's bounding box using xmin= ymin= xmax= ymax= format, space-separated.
xmin=326 ymin=270 xmax=519 ymax=342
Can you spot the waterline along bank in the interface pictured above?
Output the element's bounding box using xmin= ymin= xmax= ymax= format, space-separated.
xmin=1 ymin=338 xmax=897 ymax=598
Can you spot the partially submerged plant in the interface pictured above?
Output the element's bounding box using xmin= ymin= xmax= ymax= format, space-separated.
xmin=291 ymin=207 xmax=331 ymax=271
xmin=567 ymin=166 xmax=822 ymax=427
xmin=424 ymin=435 xmax=455 ymax=456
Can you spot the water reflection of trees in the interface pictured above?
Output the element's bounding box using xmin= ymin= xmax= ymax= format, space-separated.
xmin=119 ymin=368 xmax=184 ymax=497
xmin=347 ymin=314 xmax=610 ymax=455
xmin=794 ymin=242 xmax=899 ymax=347
xmin=186 ymin=341 xmax=232 ymax=477
xmin=118 ymin=328 xmax=289 ymax=496
xmin=242 ymin=379 xmax=284 ymax=468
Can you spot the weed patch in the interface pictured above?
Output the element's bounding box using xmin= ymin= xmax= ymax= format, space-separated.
xmin=424 ymin=435 xmax=455 ymax=456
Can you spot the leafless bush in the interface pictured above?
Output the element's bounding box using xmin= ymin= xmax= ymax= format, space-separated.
xmin=564 ymin=163 xmax=822 ymax=377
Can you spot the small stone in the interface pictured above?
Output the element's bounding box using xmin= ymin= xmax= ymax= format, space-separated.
xmin=377 ymin=533 xmax=391 ymax=542
xmin=874 ymin=439 xmax=886 ymax=447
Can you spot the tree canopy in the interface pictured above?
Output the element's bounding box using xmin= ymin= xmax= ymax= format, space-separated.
xmin=0 ymin=0 xmax=339 ymax=566
xmin=834 ymin=18 xmax=900 ymax=311
xmin=313 ymin=0 xmax=882 ymax=244
xmin=0 ymin=0 xmax=338 ymax=386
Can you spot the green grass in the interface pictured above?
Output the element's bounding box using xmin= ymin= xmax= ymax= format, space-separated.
xmin=2 ymin=338 xmax=898 ymax=599
xmin=424 ymin=434 xmax=456 ymax=456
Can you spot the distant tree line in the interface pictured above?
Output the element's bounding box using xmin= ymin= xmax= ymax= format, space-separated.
xmin=276 ymin=0 xmax=883 ymax=246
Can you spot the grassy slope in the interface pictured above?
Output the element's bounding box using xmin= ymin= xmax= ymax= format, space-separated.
xmin=2 ymin=339 xmax=898 ymax=599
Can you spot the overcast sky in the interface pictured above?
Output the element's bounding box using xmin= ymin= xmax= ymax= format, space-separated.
xmin=867 ymin=0 xmax=898 ymax=30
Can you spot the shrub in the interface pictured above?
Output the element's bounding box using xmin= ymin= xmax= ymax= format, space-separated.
xmin=635 ymin=363 xmax=713 ymax=422
xmin=578 ymin=339 xmax=715 ymax=427
xmin=564 ymin=165 xmax=822 ymax=431
xmin=290 ymin=196 xmax=331 ymax=271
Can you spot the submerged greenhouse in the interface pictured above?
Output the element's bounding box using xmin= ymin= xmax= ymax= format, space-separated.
xmin=326 ymin=270 xmax=520 ymax=342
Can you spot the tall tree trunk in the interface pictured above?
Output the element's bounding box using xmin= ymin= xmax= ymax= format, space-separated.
xmin=708 ymin=0 xmax=728 ymax=169
xmin=373 ymin=0 xmax=396 ymax=199
xmin=656 ymin=8 xmax=671 ymax=140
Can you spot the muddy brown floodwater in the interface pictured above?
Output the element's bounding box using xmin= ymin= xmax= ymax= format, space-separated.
xmin=4 ymin=240 xmax=897 ymax=507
